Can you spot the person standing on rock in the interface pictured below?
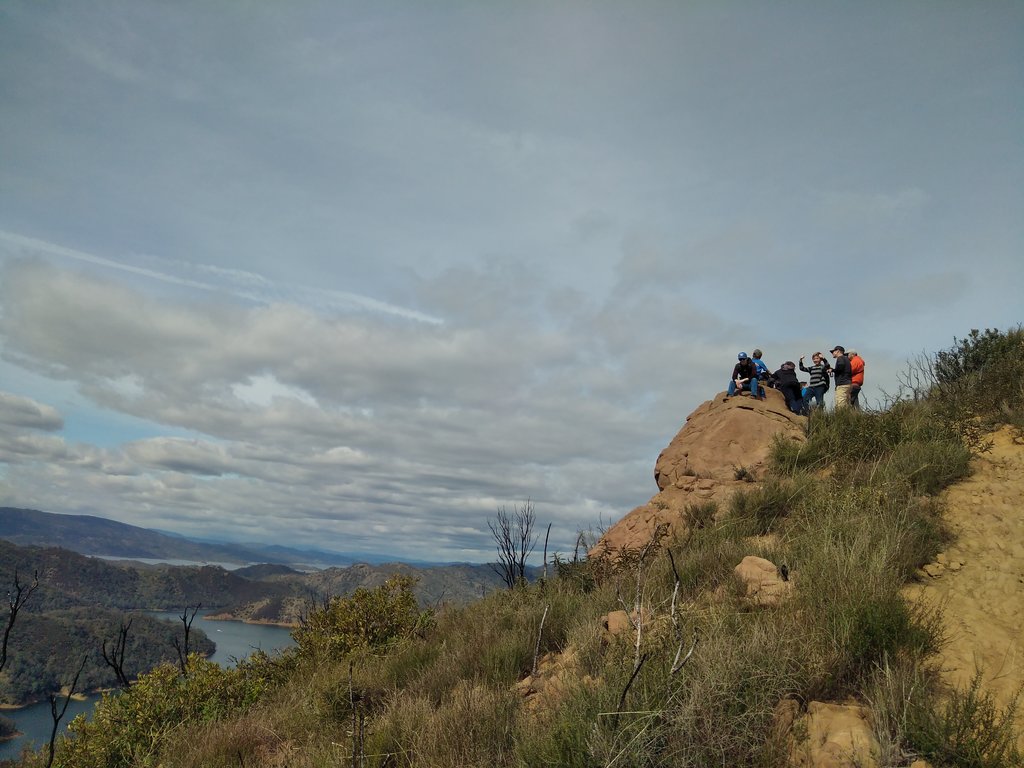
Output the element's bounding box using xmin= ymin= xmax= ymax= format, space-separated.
xmin=726 ymin=352 xmax=762 ymax=399
xmin=831 ymin=345 xmax=852 ymax=410
xmin=799 ymin=352 xmax=831 ymax=411
xmin=848 ymin=349 xmax=865 ymax=409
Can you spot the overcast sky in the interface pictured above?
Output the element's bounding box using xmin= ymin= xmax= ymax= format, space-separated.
xmin=1 ymin=2 xmax=1021 ymax=563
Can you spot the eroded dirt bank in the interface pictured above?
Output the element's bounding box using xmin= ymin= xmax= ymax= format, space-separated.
xmin=904 ymin=426 xmax=1024 ymax=740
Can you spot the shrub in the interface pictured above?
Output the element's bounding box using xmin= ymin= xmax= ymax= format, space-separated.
xmin=292 ymin=575 xmax=429 ymax=661
xmin=728 ymin=476 xmax=809 ymax=535
xmin=934 ymin=327 xmax=1024 ymax=385
xmin=908 ymin=671 xmax=1022 ymax=768
xmin=53 ymin=655 xmax=269 ymax=768
xmin=682 ymin=500 xmax=718 ymax=531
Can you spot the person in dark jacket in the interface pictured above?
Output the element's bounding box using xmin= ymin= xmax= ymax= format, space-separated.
xmin=726 ymin=352 xmax=761 ymax=399
xmin=773 ymin=361 xmax=804 ymax=414
xmin=799 ymin=352 xmax=831 ymax=411
xmin=831 ymin=345 xmax=852 ymax=410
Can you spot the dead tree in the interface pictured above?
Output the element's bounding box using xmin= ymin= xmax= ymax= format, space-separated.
xmin=488 ymin=500 xmax=537 ymax=589
xmin=172 ymin=603 xmax=201 ymax=677
xmin=46 ymin=655 xmax=87 ymax=768
xmin=2 ymin=568 xmax=39 ymax=673
xmin=101 ymin=617 xmax=134 ymax=690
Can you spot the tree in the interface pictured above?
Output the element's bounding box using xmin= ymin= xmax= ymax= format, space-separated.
xmin=2 ymin=568 xmax=38 ymax=673
xmin=488 ymin=500 xmax=537 ymax=589
xmin=172 ymin=604 xmax=201 ymax=677
xmin=102 ymin=617 xmax=134 ymax=690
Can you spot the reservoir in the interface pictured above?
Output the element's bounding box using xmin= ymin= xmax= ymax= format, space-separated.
xmin=0 ymin=612 xmax=294 ymax=761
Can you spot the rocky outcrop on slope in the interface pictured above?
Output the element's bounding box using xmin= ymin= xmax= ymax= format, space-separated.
xmin=593 ymin=388 xmax=806 ymax=555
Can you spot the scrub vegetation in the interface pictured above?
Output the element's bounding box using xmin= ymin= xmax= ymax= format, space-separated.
xmin=9 ymin=326 xmax=1023 ymax=768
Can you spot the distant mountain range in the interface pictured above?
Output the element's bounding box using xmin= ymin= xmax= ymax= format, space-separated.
xmin=0 ymin=507 xmax=429 ymax=567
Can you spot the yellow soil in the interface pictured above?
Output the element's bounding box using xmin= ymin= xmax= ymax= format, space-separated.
xmin=904 ymin=426 xmax=1024 ymax=740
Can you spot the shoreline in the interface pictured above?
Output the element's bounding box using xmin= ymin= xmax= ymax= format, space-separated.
xmin=203 ymin=611 xmax=299 ymax=629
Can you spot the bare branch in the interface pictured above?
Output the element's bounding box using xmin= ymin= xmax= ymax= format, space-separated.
xmin=615 ymin=652 xmax=649 ymax=720
xmin=671 ymin=628 xmax=699 ymax=675
xmin=2 ymin=568 xmax=39 ymax=673
xmin=541 ymin=522 xmax=552 ymax=582
xmin=488 ymin=501 xmax=537 ymax=589
xmin=174 ymin=603 xmax=201 ymax=676
xmin=532 ymin=604 xmax=549 ymax=677
xmin=101 ymin=617 xmax=134 ymax=690
xmin=46 ymin=655 xmax=87 ymax=768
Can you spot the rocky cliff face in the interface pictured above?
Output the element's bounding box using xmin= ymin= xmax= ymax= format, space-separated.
xmin=593 ymin=387 xmax=806 ymax=555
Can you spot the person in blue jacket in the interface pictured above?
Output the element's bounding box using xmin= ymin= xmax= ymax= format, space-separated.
xmin=751 ymin=349 xmax=771 ymax=383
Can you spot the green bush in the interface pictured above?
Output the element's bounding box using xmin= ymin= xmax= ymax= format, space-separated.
xmin=728 ymin=476 xmax=809 ymax=535
xmin=935 ymin=327 xmax=1024 ymax=385
xmin=51 ymin=655 xmax=269 ymax=768
xmin=292 ymin=575 xmax=429 ymax=661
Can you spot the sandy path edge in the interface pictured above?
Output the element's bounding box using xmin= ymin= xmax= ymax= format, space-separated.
xmin=903 ymin=426 xmax=1024 ymax=743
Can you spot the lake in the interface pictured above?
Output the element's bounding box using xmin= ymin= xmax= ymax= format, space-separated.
xmin=0 ymin=612 xmax=295 ymax=761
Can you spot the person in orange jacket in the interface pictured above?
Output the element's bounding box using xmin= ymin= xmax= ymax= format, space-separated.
xmin=848 ymin=349 xmax=865 ymax=409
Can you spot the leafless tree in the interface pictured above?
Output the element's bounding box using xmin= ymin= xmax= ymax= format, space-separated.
xmin=488 ymin=500 xmax=537 ymax=589
xmin=46 ymin=655 xmax=87 ymax=768
xmin=172 ymin=603 xmax=201 ymax=677
xmin=101 ymin=617 xmax=134 ymax=690
xmin=2 ymin=568 xmax=39 ymax=673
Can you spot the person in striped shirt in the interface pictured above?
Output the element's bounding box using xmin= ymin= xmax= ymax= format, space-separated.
xmin=799 ymin=352 xmax=832 ymax=411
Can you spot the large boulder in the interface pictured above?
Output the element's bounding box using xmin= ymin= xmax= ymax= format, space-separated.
xmin=592 ymin=388 xmax=805 ymax=555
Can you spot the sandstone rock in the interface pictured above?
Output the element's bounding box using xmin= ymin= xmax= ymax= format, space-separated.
xmin=655 ymin=389 xmax=805 ymax=487
xmin=601 ymin=610 xmax=632 ymax=640
xmin=734 ymin=555 xmax=793 ymax=607
xmin=515 ymin=647 xmax=596 ymax=714
xmin=789 ymin=701 xmax=880 ymax=768
xmin=922 ymin=562 xmax=945 ymax=578
xmin=592 ymin=391 xmax=805 ymax=555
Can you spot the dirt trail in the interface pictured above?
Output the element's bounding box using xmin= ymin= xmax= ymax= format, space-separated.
xmin=904 ymin=426 xmax=1024 ymax=738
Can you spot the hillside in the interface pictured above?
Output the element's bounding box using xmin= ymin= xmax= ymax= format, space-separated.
xmin=11 ymin=328 xmax=1024 ymax=768
xmin=0 ymin=507 xmax=275 ymax=565
xmin=0 ymin=508 xmax=408 ymax=568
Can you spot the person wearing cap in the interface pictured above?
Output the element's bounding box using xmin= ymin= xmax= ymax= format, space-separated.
xmin=848 ymin=349 xmax=865 ymax=409
xmin=831 ymin=345 xmax=852 ymax=410
xmin=799 ymin=352 xmax=831 ymax=411
xmin=725 ymin=352 xmax=762 ymax=400
xmin=773 ymin=361 xmax=804 ymax=414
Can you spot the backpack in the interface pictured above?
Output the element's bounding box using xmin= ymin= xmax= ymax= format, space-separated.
xmin=822 ymin=365 xmax=831 ymax=392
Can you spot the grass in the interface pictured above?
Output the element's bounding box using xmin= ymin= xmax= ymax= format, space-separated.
xmin=31 ymin=328 xmax=1024 ymax=768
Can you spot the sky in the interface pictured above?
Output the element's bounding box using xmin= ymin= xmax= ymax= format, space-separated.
xmin=0 ymin=2 xmax=1021 ymax=564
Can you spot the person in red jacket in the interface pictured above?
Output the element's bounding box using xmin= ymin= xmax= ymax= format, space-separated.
xmin=848 ymin=349 xmax=865 ymax=409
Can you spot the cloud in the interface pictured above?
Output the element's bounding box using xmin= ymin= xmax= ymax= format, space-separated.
xmin=0 ymin=231 xmax=442 ymax=324
xmin=0 ymin=257 xmax=690 ymax=559
xmin=0 ymin=392 xmax=63 ymax=430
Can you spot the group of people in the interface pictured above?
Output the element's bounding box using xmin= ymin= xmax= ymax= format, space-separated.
xmin=725 ymin=347 xmax=865 ymax=415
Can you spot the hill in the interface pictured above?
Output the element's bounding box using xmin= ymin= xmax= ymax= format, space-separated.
xmin=0 ymin=507 xmax=411 ymax=568
xmin=11 ymin=327 xmax=1024 ymax=768
xmin=0 ymin=507 xmax=274 ymax=565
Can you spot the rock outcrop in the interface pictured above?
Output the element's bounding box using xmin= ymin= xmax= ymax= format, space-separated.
xmin=733 ymin=554 xmax=793 ymax=607
xmin=777 ymin=700 xmax=881 ymax=768
xmin=593 ymin=388 xmax=805 ymax=555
